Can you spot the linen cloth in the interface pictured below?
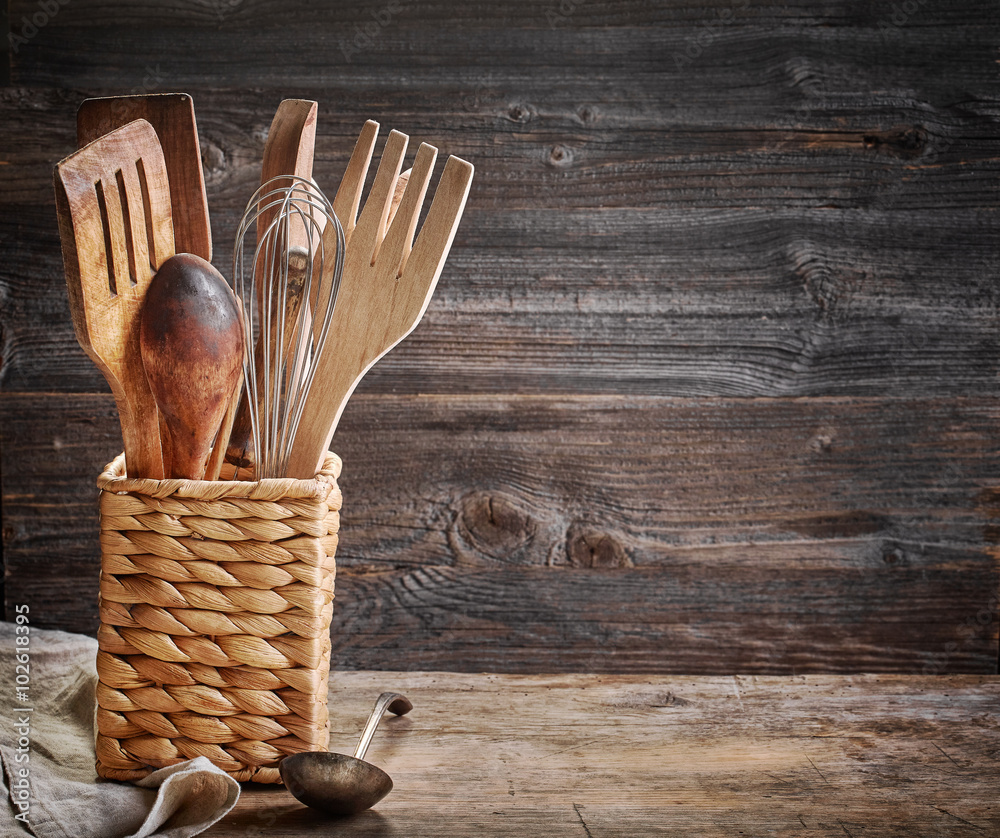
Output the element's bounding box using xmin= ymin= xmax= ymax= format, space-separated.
xmin=0 ymin=621 xmax=239 ymax=837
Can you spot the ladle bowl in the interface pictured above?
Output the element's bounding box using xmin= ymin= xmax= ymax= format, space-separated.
xmin=280 ymin=692 xmax=412 ymax=816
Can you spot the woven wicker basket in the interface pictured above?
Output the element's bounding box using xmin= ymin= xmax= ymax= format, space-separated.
xmin=93 ymin=451 xmax=342 ymax=784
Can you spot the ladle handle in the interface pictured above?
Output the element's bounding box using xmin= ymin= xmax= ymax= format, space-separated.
xmin=354 ymin=691 xmax=413 ymax=761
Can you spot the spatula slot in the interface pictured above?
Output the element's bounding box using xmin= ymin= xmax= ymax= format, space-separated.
xmin=94 ymin=179 xmax=117 ymax=296
xmin=136 ymin=158 xmax=158 ymax=273
xmin=115 ymin=168 xmax=138 ymax=288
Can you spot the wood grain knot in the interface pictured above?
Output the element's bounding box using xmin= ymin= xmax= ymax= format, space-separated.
xmin=577 ymin=105 xmax=599 ymax=124
xmin=809 ymin=431 xmax=835 ymax=453
xmin=200 ymin=139 xmax=226 ymax=175
xmin=506 ymin=103 xmax=534 ymax=124
xmin=863 ymin=125 xmax=928 ymax=159
xmin=456 ymin=491 xmax=538 ymax=563
xmin=881 ymin=545 xmax=909 ymax=567
xmin=791 ymin=242 xmax=860 ymax=318
xmin=566 ymin=525 xmax=631 ymax=568
xmin=547 ymin=144 xmax=574 ymax=167
xmin=784 ymin=57 xmax=823 ymax=95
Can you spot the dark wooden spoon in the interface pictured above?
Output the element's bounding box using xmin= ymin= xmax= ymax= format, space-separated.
xmin=140 ymin=253 xmax=244 ymax=480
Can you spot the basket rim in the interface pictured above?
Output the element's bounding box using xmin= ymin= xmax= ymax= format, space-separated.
xmin=97 ymin=451 xmax=342 ymax=501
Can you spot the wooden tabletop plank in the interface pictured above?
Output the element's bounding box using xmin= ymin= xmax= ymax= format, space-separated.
xmin=206 ymin=672 xmax=1000 ymax=836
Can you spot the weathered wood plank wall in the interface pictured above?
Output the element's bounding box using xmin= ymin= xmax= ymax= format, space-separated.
xmin=1 ymin=0 xmax=998 ymax=674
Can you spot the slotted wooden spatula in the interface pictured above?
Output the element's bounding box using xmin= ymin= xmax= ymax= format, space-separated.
xmin=285 ymin=121 xmax=473 ymax=479
xmin=54 ymin=118 xmax=174 ymax=479
xmin=77 ymin=93 xmax=212 ymax=261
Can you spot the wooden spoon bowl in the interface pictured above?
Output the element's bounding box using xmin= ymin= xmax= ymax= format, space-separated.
xmin=140 ymin=253 xmax=244 ymax=480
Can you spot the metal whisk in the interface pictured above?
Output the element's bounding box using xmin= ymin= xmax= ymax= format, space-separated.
xmin=231 ymin=175 xmax=344 ymax=479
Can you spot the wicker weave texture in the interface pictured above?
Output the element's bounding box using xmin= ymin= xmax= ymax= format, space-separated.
xmin=94 ymin=452 xmax=342 ymax=784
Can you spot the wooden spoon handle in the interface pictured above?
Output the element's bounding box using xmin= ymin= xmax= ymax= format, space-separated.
xmin=205 ymin=369 xmax=244 ymax=481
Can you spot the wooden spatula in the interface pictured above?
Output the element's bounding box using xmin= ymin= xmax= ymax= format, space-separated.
xmin=54 ymin=118 xmax=174 ymax=479
xmin=284 ymin=121 xmax=474 ymax=479
xmin=255 ymin=98 xmax=318 ymax=255
xmin=77 ymin=93 xmax=212 ymax=262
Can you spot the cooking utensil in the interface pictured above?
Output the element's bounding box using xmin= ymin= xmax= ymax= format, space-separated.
xmin=279 ymin=692 xmax=413 ymax=816
xmin=231 ymin=175 xmax=345 ymax=479
xmin=225 ymin=99 xmax=319 ymax=469
xmin=284 ymin=122 xmax=474 ymax=479
xmin=139 ymin=253 xmax=244 ymax=480
xmin=54 ymin=118 xmax=173 ymax=479
xmin=77 ymin=93 xmax=212 ymax=261
xmin=255 ymin=98 xmax=318 ymax=252
xmin=224 ymin=168 xmax=412 ymax=473
xmin=389 ymin=166 xmax=412 ymax=227
xmin=204 ymin=367 xmax=244 ymax=481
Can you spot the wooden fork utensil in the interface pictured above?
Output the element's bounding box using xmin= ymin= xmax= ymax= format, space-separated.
xmin=284 ymin=121 xmax=473 ymax=479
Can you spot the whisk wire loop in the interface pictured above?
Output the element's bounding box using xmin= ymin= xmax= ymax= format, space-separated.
xmin=233 ymin=175 xmax=345 ymax=479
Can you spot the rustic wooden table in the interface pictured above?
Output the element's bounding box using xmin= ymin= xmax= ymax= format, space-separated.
xmin=206 ymin=671 xmax=999 ymax=836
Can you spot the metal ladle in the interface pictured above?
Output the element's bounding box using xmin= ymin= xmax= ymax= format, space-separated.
xmin=279 ymin=692 xmax=412 ymax=816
